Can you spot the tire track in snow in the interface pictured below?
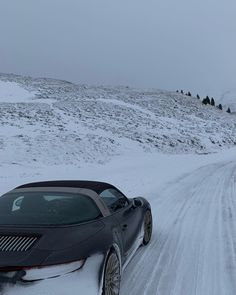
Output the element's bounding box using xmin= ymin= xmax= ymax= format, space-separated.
xmin=121 ymin=161 xmax=236 ymax=295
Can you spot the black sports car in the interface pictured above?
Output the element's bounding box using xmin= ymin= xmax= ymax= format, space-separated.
xmin=0 ymin=180 xmax=152 ymax=295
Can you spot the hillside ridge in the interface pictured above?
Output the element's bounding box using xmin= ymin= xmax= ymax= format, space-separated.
xmin=0 ymin=73 xmax=235 ymax=166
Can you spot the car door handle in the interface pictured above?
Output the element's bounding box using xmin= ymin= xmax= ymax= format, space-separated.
xmin=122 ymin=224 xmax=128 ymax=231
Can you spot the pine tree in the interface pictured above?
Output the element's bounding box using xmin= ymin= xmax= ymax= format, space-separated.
xmin=187 ymin=91 xmax=192 ymax=97
xmin=176 ymin=90 xmax=179 ymax=93
xmin=202 ymin=98 xmax=207 ymax=105
xmin=206 ymin=96 xmax=210 ymax=104
xmin=210 ymin=97 xmax=215 ymax=106
xmin=218 ymin=104 xmax=223 ymax=110
xmin=227 ymin=107 xmax=231 ymax=113
xmin=180 ymin=90 xmax=184 ymax=94
xmin=196 ymin=94 xmax=200 ymax=99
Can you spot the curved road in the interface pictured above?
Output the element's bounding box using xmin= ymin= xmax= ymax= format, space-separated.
xmin=121 ymin=161 xmax=236 ymax=295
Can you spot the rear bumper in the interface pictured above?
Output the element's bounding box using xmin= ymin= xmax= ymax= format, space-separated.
xmin=0 ymin=254 xmax=105 ymax=295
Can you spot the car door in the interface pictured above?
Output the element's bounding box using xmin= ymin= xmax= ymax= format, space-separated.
xmin=99 ymin=188 xmax=143 ymax=256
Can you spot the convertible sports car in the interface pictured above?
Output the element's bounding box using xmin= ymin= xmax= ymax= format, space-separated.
xmin=0 ymin=180 xmax=152 ymax=295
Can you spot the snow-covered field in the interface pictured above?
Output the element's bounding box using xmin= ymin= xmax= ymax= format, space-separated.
xmin=0 ymin=73 xmax=236 ymax=168
xmin=0 ymin=74 xmax=236 ymax=295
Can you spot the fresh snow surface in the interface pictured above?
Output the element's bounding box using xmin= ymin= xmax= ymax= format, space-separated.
xmin=1 ymin=148 xmax=236 ymax=295
xmin=0 ymin=81 xmax=36 ymax=103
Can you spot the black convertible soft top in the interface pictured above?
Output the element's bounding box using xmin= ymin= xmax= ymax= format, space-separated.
xmin=15 ymin=180 xmax=116 ymax=194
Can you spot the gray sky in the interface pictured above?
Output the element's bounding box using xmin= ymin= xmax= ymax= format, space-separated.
xmin=0 ymin=0 xmax=235 ymax=99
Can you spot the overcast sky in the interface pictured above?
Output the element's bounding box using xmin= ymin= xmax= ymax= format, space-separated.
xmin=0 ymin=0 xmax=235 ymax=99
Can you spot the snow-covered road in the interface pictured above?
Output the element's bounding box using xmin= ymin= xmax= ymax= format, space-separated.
xmin=1 ymin=150 xmax=236 ymax=295
xmin=121 ymin=161 xmax=236 ymax=295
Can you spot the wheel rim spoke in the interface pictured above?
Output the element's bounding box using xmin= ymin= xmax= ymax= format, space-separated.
xmin=104 ymin=253 xmax=121 ymax=295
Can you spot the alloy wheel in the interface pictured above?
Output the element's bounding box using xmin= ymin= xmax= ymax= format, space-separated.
xmin=143 ymin=210 xmax=152 ymax=245
xmin=103 ymin=252 xmax=121 ymax=295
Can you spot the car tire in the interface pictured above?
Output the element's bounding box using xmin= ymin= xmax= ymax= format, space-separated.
xmin=102 ymin=250 xmax=121 ymax=295
xmin=143 ymin=210 xmax=152 ymax=245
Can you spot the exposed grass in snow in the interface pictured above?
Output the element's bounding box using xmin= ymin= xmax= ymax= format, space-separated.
xmin=0 ymin=73 xmax=235 ymax=168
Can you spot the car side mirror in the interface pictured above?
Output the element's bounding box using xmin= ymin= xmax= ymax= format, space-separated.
xmin=132 ymin=198 xmax=143 ymax=208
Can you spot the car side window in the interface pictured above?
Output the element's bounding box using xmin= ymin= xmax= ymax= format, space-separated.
xmin=100 ymin=189 xmax=129 ymax=212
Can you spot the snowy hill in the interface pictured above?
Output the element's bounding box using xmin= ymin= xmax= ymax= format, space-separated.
xmin=220 ymin=88 xmax=236 ymax=112
xmin=0 ymin=73 xmax=235 ymax=167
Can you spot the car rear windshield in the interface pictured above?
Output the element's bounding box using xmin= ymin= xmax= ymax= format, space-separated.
xmin=0 ymin=191 xmax=102 ymax=226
